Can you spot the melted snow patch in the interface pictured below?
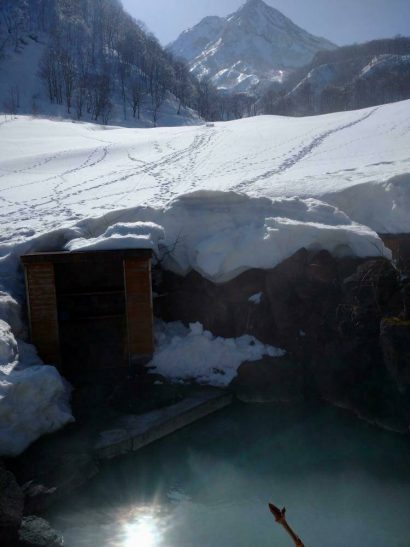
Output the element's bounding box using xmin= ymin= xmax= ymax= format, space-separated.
xmin=150 ymin=320 xmax=285 ymax=387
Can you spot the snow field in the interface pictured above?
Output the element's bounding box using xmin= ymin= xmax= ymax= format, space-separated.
xmin=1 ymin=100 xmax=410 ymax=245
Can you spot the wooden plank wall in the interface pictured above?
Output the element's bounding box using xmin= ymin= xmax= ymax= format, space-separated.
xmin=124 ymin=257 xmax=154 ymax=361
xmin=24 ymin=262 xmax=60 ymax=364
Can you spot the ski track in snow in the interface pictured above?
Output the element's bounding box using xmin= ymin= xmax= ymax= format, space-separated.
xmin=1 ymin=101 xmax=410 ymax=242
xmin=232 ymin=108 xmax=378 ymax=193
xmin=0 ymin=145 xmax=113 ymax=233
xmin=0 ymin=126 xmax=221 ymax=239
xmin=60 ymin=127 xmax=219 ymax=207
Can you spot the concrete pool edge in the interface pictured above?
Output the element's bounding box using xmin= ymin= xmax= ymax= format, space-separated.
xmin=94 ymin=388 xmax=234 ymax=460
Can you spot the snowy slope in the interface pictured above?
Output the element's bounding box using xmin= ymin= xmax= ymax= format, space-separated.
xmin=1 ymin=99 xmax=409 ymax=244
xmin=168 ymin=0 xmax=336 ymax=92
xmin=169 ymin=16 xmax=225 ymax=61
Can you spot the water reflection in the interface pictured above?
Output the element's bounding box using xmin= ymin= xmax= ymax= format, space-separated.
xmin=122 ymin=509 xmax=161 ymax=547
xmin=48 ymin=403 xmax=410 ymax=547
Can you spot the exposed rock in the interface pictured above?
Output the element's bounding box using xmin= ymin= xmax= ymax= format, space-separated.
xmin=402 ymin=280 xmax=410 ymax=319
xmin=18 ymin=516 xmax=63 ymax=547
xmin=0 ymin=462 xmax=24 ymax=546
xmin=231 ymin=355 xmax=306 ymax=403
xmin=21 ymin=482 xmax=57 ymax=516
xmin=155 ymin=249 xmax=410 ymax=433
xmin=381 ymin=318 xmax=410 ymax=395
xmin=155 ymin=249 xmax=351 ymax=349
xmin=15 ymin=449 xmax=99 ymax=513
xmin=380 ymin=233 xmax=410 ymax=274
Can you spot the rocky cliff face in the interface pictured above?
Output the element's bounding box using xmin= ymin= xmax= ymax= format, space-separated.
xmin=154 ymin=245 xmax=410 ymax=433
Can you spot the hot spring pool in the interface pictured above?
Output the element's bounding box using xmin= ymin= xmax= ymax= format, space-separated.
xmin=48 ymin=403 xmax=410 ymax=547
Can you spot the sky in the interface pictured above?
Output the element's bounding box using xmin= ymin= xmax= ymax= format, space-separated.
xmin=121 ymin=0 xmax=410 ymax=46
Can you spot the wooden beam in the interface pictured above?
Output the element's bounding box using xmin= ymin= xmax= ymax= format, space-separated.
xmin=24 ymin=262 xmax=60 ymax=365
xmin=124 ymin=257 xmax=154 ymax=361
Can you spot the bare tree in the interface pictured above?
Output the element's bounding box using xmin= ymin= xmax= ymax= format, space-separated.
xmin=60 ymin=49 xmax=76 ymax=112
xmin=128 ymin=75 xmax=146 ymax=119
xmin=2 ymin=86 xmax=20 ymax=116
xmin=152 ymin=80 xmax=166 ymax=126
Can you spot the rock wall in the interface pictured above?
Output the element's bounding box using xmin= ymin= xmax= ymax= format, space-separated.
xmin=380 ymin=233 xmax=410 ymax=273
xmin=154 ymin=247 xmax=410 ymax=433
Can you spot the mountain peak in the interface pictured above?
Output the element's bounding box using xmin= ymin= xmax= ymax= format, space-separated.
xmin=238 ymin=0 xmax=282 ymax=17
xmin=168 ymin=1 xmax=336 ymax=93
xmin=244 ymin=0 xmax=266 ymax=6
xmin=232 ymin=0 xmax=294 ymax=28
xmin=244 ymin=0 xmax=265 ymax=6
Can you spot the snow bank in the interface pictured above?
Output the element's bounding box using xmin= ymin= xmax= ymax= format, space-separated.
xmin=150 ymin=320 xmax=286 ymax=387
xmin=163 ymin=191 xmax=390 ymax=280
xmin=0 ymin=320 xmax=18 ymax=365
xmin=324 ymin=175 xmax=410 ymax=234
xmin=0 ymin=320 xmax=73 ymax=457
xmin=158 ymin=191 xmax=388 ymax=282
xmin=0 ymin=292 xmax=24 ymax=337
xmin=66 ymin=222 xmax=165 ymax=253
xmin=64 ymin=191 xmax=390 ymax=283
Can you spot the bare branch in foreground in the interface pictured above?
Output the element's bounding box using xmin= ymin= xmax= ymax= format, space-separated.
xmin=268 ymin=503 xmax=305 ymax=547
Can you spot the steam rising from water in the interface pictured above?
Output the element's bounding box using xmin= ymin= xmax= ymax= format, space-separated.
xmin=48 ymin=403 xmax=410 ymax=547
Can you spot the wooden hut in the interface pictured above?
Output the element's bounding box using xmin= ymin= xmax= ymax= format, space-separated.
xmin=21 ymin=249 xmax=154 ymax=380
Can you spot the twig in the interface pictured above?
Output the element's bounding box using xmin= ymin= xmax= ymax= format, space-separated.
xmin=269 ymin=503 xmax=305 ymax=547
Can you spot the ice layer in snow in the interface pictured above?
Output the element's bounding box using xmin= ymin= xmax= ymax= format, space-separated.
xmin=150 ymin=320 xmax=286 ymax=387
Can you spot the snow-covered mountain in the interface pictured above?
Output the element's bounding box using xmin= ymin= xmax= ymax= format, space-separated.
xmin=263 ymin=37 xmax=410 ymax=116
xmin=168 ymin=0 xmax=336 ymax=92
xmin=169 ymin=16 xmax=226 ymax=61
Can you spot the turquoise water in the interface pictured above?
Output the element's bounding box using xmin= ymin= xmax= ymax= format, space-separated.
xmin=48 ymin=403 xmax=410 ymax=547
